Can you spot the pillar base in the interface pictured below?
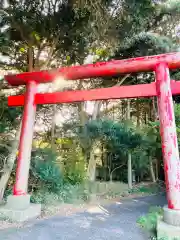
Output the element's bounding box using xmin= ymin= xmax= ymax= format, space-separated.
xmin=157 ymin=205 xmax=180 ymax=240
xmin=0 ymin=195 xmax=41 ymax=222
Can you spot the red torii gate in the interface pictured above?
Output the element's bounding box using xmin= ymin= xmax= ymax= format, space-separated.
xmin=4 ymin=52 xmax=180 ymax=213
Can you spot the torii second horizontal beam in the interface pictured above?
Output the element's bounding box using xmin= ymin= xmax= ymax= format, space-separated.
xmin=8 ymin=80 xmax=180 ymax=107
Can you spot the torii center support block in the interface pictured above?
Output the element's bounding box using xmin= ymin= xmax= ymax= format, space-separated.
xmin=0 ymin=195 xmax=41 ymax=222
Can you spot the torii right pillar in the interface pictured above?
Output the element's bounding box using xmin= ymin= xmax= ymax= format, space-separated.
xmin=156 ymin=62 xmax=180 ymax=240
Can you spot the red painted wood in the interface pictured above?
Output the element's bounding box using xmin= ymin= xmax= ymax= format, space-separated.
xmin=5 ymin=52 xmax=180 ymax=86
xmin=13 ymin=81 xmax=37 ymax=196
xmin=8 ymin=81 xmax=180 ymax=106
xmin=156 ymin=64 xmax=180 ymax=210
xmin=5 ymin=52 xmax=180 ymax=212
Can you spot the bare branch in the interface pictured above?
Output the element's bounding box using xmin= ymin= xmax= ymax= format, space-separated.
xmin=110 ymin=164 xmax=125 ymax=181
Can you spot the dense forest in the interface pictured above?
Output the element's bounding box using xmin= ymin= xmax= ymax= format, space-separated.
xmin=0 ymin=0 xmax=180 ymax=204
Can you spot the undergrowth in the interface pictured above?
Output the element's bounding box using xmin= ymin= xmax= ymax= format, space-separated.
xmin=137 ymin=206 xmax=163 ymax=239
xmin=30 ymin=184 xmax=89 ymax=205
xmin=4 ymin=147 xmax=163 ymax=212
xmin=129 ymin=182 xmax=164 ymax=195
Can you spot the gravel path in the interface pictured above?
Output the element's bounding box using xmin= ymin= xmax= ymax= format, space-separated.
xmin=0 ymin=194 xmax=166 ymax=240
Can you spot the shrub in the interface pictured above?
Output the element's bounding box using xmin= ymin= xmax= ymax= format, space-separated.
xmin=137 ymin=206 xmax=163 ymax=237
xmin=30 ymin=184 xmax=89 ymax=205
xmin=61 ymin=144 xmax=87 ymax=185
xmin=30 ymin=190 xmax=64 ymax=205
xmin=30 ymin=148 xmax=63 ymax=193
xmin=5 ymin=146 xmax=88 ymax=204
xmin=130 ymin=184 xmax=160 ymax=195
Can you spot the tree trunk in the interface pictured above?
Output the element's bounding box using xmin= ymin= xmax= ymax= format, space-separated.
xmin=127 ymin=99 xmax=132 ymax=189
xmin=0 ymin=122 xmax=22 ymax=202
xmin=152 ymin=97 xmax=158 ymax=120
xmin=92 ymin=101 xmax=102 ymax=120
xmin=86 ymin=101 xmax=102 ymax=181
xmin=86 ymin=75 xmax=130 ymax=181
xmin=78 ymin=102 xmax=87 ymax=126
xmin=110 ymin=164 xmax=124 ymax=182
xmin=155 ymin=159 xmax=159 ymax=181
xmin=87 ymin=141 xmax=98 ymax=181
xmin=136 ymin=99 xmax=140 ymax=127
xmin=149 ymin=156 xmax=156 ymax=183
xmin=77 ymin=82 xmax=87 ymax=126
xmin=27 ymin=46 xmax=34 ymax=72
xmin=128 ymin=153 xmax=132 ymax=188
xmin=51 ymin=104 xmax=57 ymax=151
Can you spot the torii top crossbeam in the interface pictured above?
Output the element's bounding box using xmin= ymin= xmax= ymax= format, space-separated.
xmin=5 ymin=52 xmax=180 ymax=86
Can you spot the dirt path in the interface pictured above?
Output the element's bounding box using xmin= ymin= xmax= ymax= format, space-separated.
xmin=0 ymin=193 xmax=166 ymax=240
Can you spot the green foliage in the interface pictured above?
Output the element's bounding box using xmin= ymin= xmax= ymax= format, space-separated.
xmin=62 ymin=144 xmax=87 ymax=185
xmin=28 ymin=145 xmax=87 ymax=204
xmin=132 ymin=148 xmax=149 ymax=177
xmin=137 ymin=206 xmax=163 ymax=237
xmin=130 ymin=184 xmax=160 ymax=194
xmin=140 ymin=103 xmax=180 ymax=163
xmin=117 ymin=0 xmax=156 ymax=42
xmin=0 ymin=94 xmax=22 ymax=133
xmin=172 ymin=71 xmax=180 ymax=81
xmin=77 ymin=119 xmax=146 ymax=182
xmin=30 ymin=148 xmax=63 ymax=193
xmin=141 ymin=121 xmax=162 ymax=160
xmin=162 ymin=0 xmax=180 ymax=14
xmin=1 ymin=0 xmax=178 ymax=72
xmin=118 ymin=33 xmax=176 ymax=58
xmin=78 ymin=119 xmax=143 ymax=153
xmin=30 ymin=183 xmax=89 ymax=205
xmin=112 ymin=23 xmax=178 ymax=87
xmin=0 ymin=1 xmax=92 ymax=70
xmin=174 ymin=104 xmax=180 ymax=143
xmin=175 ymin=104 xmax=180 ymax=123
xmin=3 ymin=188 xmax=13 ymax=200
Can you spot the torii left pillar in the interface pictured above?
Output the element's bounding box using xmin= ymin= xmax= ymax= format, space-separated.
xmin=0 ymin=81 xmax=41 ymax=222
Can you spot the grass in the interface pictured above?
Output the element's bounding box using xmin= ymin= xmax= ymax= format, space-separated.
xmin=137 ymin=206 xmax=163 ymax=239
xmin=129 ymin=182 xmax=164 ymax=195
